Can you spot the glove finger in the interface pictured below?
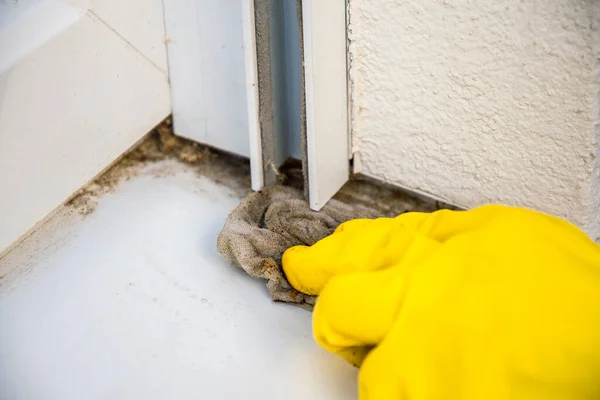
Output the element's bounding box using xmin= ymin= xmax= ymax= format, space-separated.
xmin=282 ymin=218 xmax=416 ymax=295
xmin=358 ymin=342 xmax=409 ymax=400
xmin=332 ymin=218 xmax=375 ymax=234
xmin=312 ymin=266 xmax=407 ymax=366
xmin=282 ymin=205 xmax=504 ymax=297
xmin=396 ymin=204 xmax=550 ymax=242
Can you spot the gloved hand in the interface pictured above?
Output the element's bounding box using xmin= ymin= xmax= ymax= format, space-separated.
xmin=282 ymin=205 xmax=600 ymax=400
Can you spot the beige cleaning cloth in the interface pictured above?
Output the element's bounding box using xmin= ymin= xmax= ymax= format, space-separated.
xmin=216 ymin=185 xmax=378 ymax=310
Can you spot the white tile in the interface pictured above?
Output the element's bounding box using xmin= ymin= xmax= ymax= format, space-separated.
xmin=0 ymin=162 xmax=357 ymax=400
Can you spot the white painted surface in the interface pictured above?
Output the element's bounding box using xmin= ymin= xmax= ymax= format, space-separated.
xmin=0 ymin=1 xmax=171 ymax=254
xmin=302 ymin=0 xmax=349 ymax=210
xmin=0 ymin=1 xmax=82 ymax=73
xmin=241 ymin=0 xmax=264 ymax=190
xmin=163 ymin=0 xmax=251 ymax=158
xmin=89 ymin=0 xmax=169 ymax=72
xmin=349 ymin=0 xmax=600 ymax=238
xmin=0 ymin=162 xmax=358 ymax=400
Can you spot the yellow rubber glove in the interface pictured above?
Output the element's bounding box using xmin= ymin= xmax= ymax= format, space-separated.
xmin=282 ymin=205 xmax=600 ymax=400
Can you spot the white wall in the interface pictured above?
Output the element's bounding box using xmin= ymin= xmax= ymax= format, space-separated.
xmin=0 ymin=0 xmax=170 ymax=254
xmin=349 ymin=0 xmax=600 ymax=239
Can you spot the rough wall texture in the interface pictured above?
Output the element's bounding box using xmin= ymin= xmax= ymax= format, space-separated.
xmin=349 ymin=0 xmax=600 ymax=239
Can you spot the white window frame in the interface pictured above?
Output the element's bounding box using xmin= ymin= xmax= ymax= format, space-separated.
xmin=242 ymin=0 xmax=350 ymax=209
xmin=301 ymin=0 xmax=349 ymax=210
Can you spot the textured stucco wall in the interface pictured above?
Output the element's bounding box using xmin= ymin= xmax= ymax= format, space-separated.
xmin=349 ymin=0 xmax=600 ymax=239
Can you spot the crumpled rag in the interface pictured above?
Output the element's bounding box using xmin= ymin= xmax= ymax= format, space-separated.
xmin=216 ymin=185 xmax=377 ymax=309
